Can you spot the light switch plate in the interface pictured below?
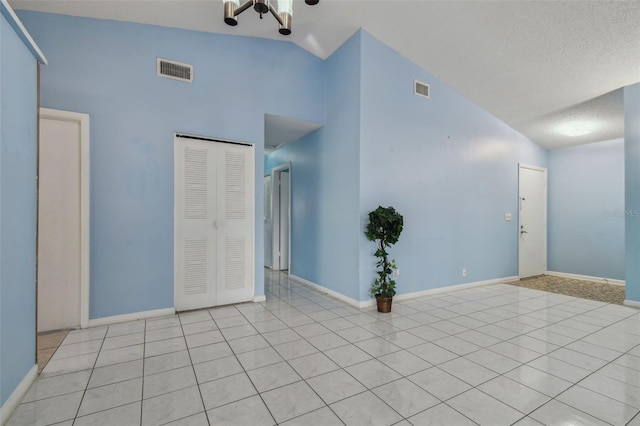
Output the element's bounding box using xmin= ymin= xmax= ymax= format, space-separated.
xmin=505 ymin=212 xmax=512 ymax=221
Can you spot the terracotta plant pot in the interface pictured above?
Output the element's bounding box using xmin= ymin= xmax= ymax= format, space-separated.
xmin=376 ymin=295 xmax=393 ymax=313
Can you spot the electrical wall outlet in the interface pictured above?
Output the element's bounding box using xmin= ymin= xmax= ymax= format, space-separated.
xmin=462 ymin=268 xmax=467 ymax=277
xmin=393 ymin=269 xmax=400 ymax=279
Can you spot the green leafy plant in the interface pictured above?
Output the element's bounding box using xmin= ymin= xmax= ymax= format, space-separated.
xmin=365 ymin=206 xmax=404 ymax=298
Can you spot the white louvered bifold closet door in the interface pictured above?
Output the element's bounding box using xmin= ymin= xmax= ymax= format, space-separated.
xmin=174 ymin=135 xmax=254 ymax=311
xmin=216 ymin=144 xmax=254 ymax=305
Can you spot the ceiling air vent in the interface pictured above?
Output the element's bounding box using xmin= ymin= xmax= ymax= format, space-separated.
xmin=157 ymin=58 xmax=193 ymax=83
xmin=414 ymin=80 xmax=430 ymax=99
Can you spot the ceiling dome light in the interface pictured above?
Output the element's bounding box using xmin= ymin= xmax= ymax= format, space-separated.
xmin=556 ymin=121 xmax=598 ymax=137
xmin=223 ymin=0 xmax=318 ymax=35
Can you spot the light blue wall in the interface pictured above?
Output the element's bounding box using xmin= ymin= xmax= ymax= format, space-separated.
xmin=311 ymin=33 xmax=361 ymax=301
xmin=21 ymin=11 xmax=615 ymax=319
xmin=18 ymin=11 xmax=324 ymax=318
xmin=0 ymin=13 xmax=38 ymax=407
xmin=548 ymin=139 xmax=625 ymax=280
xmin=625 ymin=83 xmax=640 ymax=302
xmin=265 ymin=33 xmax=362 ymax=301
xmin=358 ymin=31 xmax=547 ymax=301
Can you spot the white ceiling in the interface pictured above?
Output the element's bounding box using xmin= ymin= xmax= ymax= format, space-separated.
xmin=11 ymin=0 xmax=640 ymax=150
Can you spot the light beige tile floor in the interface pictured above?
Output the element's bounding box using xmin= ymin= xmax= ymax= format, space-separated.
xmin=8 ymin=270 xmax=640 ymax=425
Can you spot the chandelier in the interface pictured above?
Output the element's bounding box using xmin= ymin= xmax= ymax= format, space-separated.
xmin=223 ymin=0 xmax=319 ymax=36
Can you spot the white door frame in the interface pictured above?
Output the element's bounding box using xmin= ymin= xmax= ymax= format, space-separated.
xmin=271 ymin=163 xmax=291 ymax=272
xmin=39 ymin=108 xmax=90 ymax=328
xmin=518 ymin=163 xmax=547 ymax=278
xmin=264 ymin=175 xmax=272 ymax=269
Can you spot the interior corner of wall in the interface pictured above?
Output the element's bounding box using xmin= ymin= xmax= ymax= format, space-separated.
xmin=0 ymin=364 xmax=37 ymax=425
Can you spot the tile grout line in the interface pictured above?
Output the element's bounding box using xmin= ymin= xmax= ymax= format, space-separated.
xmin=470 ymin=306 xmax=640 ymax=425
xmin=260 ymin=276 xmax=394 ymax=424
xmin=627 ymin=411 xmax=640 ymax=426
xmin=236 ymin=296 xmax=349 ymax=425
xmin=397 ymin=287 xmax=640 ymax=425
xmin=177 ymin=309 xmax=213 ymax=426
xmin=231 ymin=305 xmax=308 ymax=425
xmin=361 ymin=280 xmax=640 ymax=423
xmin=57 ymin=323 xmax=157 ymax=423
xmin=70 ymin=326 xmax=108 ymax=423
xmin=139 ymin=319 xmax=147 ymax=426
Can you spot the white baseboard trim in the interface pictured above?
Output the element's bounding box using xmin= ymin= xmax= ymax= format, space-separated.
xmin=623 ymin=299 xmax=640 ymax=310
xmin=87 ymin=307 xmax=176 ymax=328
xmin=0 ymin=364 xmax=37 ymax=426
xmin=546 ymin=271 xmax=625 ymax=286
xmin=253 ymin=295 xmax=266 ymax=303
xmin=288 ymin=274 xmax=365 ymax=308
xmin=288 ymin=274 xmax=519 ymax=309
xmin=393 ymin=276 xmax=520 ymax=303
xmin=358 ymin=300 xmax=377 ymax=308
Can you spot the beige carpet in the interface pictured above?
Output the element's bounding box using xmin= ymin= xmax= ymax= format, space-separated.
xmin=509 ymin=275 xmax=625 ymax=305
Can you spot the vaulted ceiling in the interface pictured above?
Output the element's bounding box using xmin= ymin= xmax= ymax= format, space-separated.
xmin=11 ymin=0 xmax=640 ymax=150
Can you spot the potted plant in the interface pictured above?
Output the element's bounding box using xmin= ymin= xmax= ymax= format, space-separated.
xmin=365 ymin=205 xmax=404 ymax=313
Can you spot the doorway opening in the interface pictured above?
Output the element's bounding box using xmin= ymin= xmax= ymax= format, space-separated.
xmin=264 ymin=175 xmax=273 ymax=269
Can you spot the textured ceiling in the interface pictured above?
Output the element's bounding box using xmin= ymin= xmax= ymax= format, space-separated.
xmin=11 ymin=0 xmax=640 ymax=150
xmin=264 ymin=114 xmax=322 ymax=150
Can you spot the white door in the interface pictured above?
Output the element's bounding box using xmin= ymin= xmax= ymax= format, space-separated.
xmin=38 ymin=110 xmax=89 ymax=332
xmin=174 ymin=139 xmax=217 ymax=311
xmin=519 ymin=165 xmax=547 ymax=278
xmin=279 ymin=170 xmax=290 ymax=270
xmin=271 ymin=166 xmax=291 ymax=271
xmin=174 ymin=135 xmax=254 ymax=311
xmin=264 ymin=175 xmax=273 ymax=268
xmin=215 ymin=144 xmax=255 ymax=305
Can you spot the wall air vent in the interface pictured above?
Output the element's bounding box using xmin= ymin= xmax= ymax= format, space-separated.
xmin=157 ymin=58 xmax=193 ymax=83
xmin=414 ymin=80 xmax=430 ymax=99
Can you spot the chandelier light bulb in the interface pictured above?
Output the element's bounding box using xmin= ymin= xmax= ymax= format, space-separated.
xmin=222 ymin=0 xmax=318 ymax=35
xmin=278 ymin=0 xmax=293 ymax=35
xmin=223 ymin=0 xmax=240 ymax=26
